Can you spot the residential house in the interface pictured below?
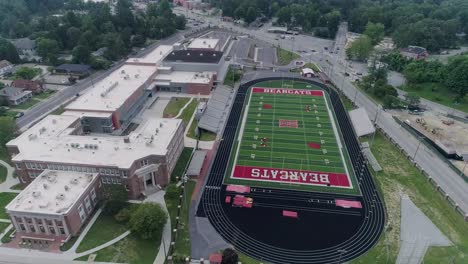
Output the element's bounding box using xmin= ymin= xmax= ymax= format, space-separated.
xmin=55 ymin=64 xmax=92 ymax=77
xmin=400 ymin=46 xmax=429 ymax=60
xmin=0 ymin=60 xmax=13 ymax=76
xmin=0 ymin=86 xmax=32 ymax=105
xmin=12 ymin=79 xmax=45 ymax=94
xmin=11 ymin=38 xmax=38 ymax=60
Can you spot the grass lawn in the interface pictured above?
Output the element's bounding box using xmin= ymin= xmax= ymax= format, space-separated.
xmin=75 ymin=211 xmax=129 ymax=253
xmin=351 ymin=132 xmax=468 ymax=263
xmin=170 ymin=180 xmax=196 ymax=257
xmin=0 ymin=193 xmax=18 ymax=219
xmin=276 ymin=48 xmax=300 ymax=65
xmin=186 ymin=118 xmax=217 ymax=141
xmin=170 ymin=148 xmax=193 ymax=183
xmin=163 ymin=97 xmax=190 ymax=118
xmin=400 ymin=82 xmax=468 ymax=112
xmin=9 ymin=183 xmax=24 ymax=190
xmin=1 ymin=225 xmax=14 ymax=243
xmin=179 ymin=100 xmax=197 ymax=125
xmin=75 ymin=233 xmax=160 ymax=264
xmin=11 ymin=98 xmax=41 ymax=110
xmin=60 ymin=235 xmax=79 ymax=251
xmin=0 ymin=222 xmax=10 ymax=234
xmin=2 ymin=110 xmax=21 ymax=118
xmin=35 ymin=90 xmax=56 ymax=100
xmin=0 ymin=165 xmax=6 ymax=183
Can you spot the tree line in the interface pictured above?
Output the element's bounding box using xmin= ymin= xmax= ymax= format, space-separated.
xmin=0 ymin=0 xmax=186 ymax=68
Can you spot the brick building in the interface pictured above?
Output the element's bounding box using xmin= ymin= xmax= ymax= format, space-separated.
xmin=5 ymin=170 xmax=101 ymax=245
xmin=7 ymin=115 xmax=185 ymax=200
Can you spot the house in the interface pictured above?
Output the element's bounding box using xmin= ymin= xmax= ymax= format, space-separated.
xmin=301 ymin=68 xmax=315 ymax=78
xmin=11 ymin=79 xmax=45 ymax=94
xmin=11 ymin=38 xmax=37 ymax=59
xmin=55 ymin=64 xmax=92 ymax=77
xmin=0 ymin=60 xmax=13 ymax=76
xmin=91 ymin=47 xmax=108 ymax=57
xmin=0 ymin=86 xmax=32 ymax=105
xmin=400 ymin=46 xmax=429 ymax=60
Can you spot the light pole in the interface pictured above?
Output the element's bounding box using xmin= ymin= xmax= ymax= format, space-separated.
xmin=412 ymin=137 xmax=424 ymax=161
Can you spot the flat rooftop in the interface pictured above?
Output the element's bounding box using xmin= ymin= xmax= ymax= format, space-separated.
xmin=155 ymin=71 xmax=215 ymax=85
xmin=63 ymin=111 xmax=112 ymax=119
xmin=126 ymin=45 xmax=173 ymax=65
xmin=164 ymin=50 xmax=223 ymax=63
xmin=65 ymin=64 xmax=156 ymax=112
xmin=188 ymin=38 xmax=219 ymax=50
xmin=6 ymin=170 xmax=98 ymax=215
xmin=7 ymin=115 xmax=182 ymax=168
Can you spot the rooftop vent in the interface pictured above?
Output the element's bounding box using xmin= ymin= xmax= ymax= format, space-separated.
xmin=56 ymin=193 xmax=65 ymax=200
xmin=32 ymin=191 xmax=41 ymax=198
xmin=43 ymin=183 xmax=48 ymax=189
xmin=64 ymin=185 xmax=69 ymax=191
xmin=124 ymin=137 xmax=130 ymax=143
xmin=70 ymin=178 xmax=79 ymax=185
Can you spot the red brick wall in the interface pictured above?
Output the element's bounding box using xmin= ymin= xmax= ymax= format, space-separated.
xmin=186 ymin=82 xmax=212 ymax=95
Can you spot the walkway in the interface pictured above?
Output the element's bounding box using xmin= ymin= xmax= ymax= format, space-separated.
xmin=174 ymin=97 xmax=194 ymax=119
xmin=0 ymin=160 xmax=21 ymax=193
xmin=396 ymin=194 xmax=452 ymax=264
xmin=74 ymin=231 xmax=131 ymax=259
xmin=67 ymin=208 xmax=103 ymax=254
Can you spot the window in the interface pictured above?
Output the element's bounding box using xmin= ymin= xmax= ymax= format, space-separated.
xmin=140 ymin=159 xmax=148 ymax=167
xmin=59 ymin=228 xmax=65 ymax=235
xmin=91 ymin=188 xmax=97 ymax=202
xmin=26 ymin=163 xmax=32 ymax=169
xmin=49 ymin=227 xmax=55 ymax=234
xmin=84 ymin=196 xmax=91 ymax=212
xmin=30 ymin=225 xmax=35 ymax=233
xmin=78 ymin=205 xmax=86 ymax=222
xmin=15 ymin=163 xmax=21 ymax=169
xmin=121 ymin=170 xmax=128 ymax=178
xmin=20 ymin=224 xmax=25 ymax=231
xmin=40 ymin=226 xmax=45 ymax=233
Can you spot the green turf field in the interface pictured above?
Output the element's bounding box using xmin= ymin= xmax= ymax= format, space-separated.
xmin=224 ymin=80 xmax=360 ymax=195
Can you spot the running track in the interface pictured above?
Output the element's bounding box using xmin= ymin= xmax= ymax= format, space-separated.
xmin=197 ymin=77 xmax=385 ymax=263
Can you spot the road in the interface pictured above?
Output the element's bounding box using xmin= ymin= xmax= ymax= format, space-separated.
xmin=184 ymin=12 xmax=468 ymax=215
xmin=15 ymin=25 xmax=208 ymax=131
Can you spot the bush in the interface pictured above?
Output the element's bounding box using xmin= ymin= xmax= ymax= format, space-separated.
xmin=104 ymin=200 xmax=127 ymax=215
xmin=114 ymin=207 xmax=133 ymax=223
xmin=129 ymin=203 xmax=167 ymax=240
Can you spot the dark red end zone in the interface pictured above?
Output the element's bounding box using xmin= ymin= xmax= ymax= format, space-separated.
xmin=252 ymin=87 xmax=324 ymax=96
xmin=232 ymin=166 xmax=351 ymax=188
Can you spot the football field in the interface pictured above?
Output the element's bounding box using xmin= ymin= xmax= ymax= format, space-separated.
xmin=225 ymin=81 xmax=360 ymax=195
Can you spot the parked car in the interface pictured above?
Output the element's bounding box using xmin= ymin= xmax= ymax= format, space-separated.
xmin=14 ymin=112 xmax=24 ymax=119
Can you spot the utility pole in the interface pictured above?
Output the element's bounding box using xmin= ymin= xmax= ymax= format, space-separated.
xmin=413 ymin=138 xmax=423 ymax=161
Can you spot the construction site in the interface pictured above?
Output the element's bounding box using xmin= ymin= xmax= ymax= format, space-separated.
xmin=394 ymin=110 xmax=468 ymax=173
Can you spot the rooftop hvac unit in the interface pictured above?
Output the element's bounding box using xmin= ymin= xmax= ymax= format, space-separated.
xmin=64 ymin=185 xmax=69 ymax=191
xmin=39 ymin=127 xmax=46 ymax=134
xmin=38 ymin=201 xmax=49 ymax=209
xmin=52 ymin=119 xmax=57 ymax=124
xmin=135 ymin=74 xmax=139 ymax=79
xmin=32 ymin=191 xmax=41 ymax=198
xmin=121 ymin=70 xmax=126 ymax=74
xmin=56 ymin=193 xmax=65 ymax=200
xmin=28 ymin=134 xmax=37 ymax=140
xmin=43 ymin=183 xmax=48 ymax=189
xmin=70 ymin=178 xmax=79 ymax=185
xmin=124 ymin=137 xmax=130 ymax=143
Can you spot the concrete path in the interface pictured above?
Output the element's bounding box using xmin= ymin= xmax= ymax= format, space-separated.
xmin=0 ymin=219 xmax=11 ymax=223
xmin=67 ymin=208 xmax=103 ymax=254
xmin=396 ymin=194 xmax=452 ymax=264
xmin=74 ymin=231 xmax=131 ymax=259
xmin=0 ymin=160 xmax=21 ymax=193
xmin=144 ymin=190 xmax=172 ymax=264
xmin=174 ymin=97 xmax=194 ymax=119
xmin=0 ymin=224 xmax=13 ymax=246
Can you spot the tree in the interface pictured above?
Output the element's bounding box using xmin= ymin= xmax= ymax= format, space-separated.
xmin=364 ymin=22 xmax=385 ymax=45
xmin=37 ymin=38 xmax=60 ymax=64
xmin=102 ymin=33 xmax=126 ymax=60
xmin=66 ymin=27 xmax=82 ymax=49
xmin=346 ymin=36 xmax=373 ymax=61
xmin=245 ymin=7 xmax=257 ymax=24
xmin=72 ymin=45 xmax=91 ymax=64
xmin=404 ymin=94 xmax=421 ymax=106
xmin=129 ymin=202 xmax=167 ymax=240
xmin=0 ymin=38 xmax=20 ymax=63
xmin=174 ymin=15 xmax=186 ymax=30
xmin=221 ymin=248 xmax=239 ymax=264
xmin=14 ymin=67 xmax=38 ymax=80
xmin=0 ymin=117 xmax=17 ymax=150
xmin=444 ymin=56 xmax=468 ymax=99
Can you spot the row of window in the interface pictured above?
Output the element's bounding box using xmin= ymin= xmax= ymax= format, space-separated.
xmin=22 ymin=162 xmax=128 ymax=178
xmin=16 ymin=217 xmax=62 ymax=226
xmin=101 ymin=177 xmax=122 ymax=185
xmin=18 ymin=224 xmax=66 ymax=235
xmin=78 ymin=188 xmax=98 ymax=222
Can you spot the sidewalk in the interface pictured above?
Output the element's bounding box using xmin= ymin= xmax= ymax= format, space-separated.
xmin=0 ymin=160 xmax=21 ymax=193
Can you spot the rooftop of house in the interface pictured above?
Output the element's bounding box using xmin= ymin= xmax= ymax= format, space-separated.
xmin=7 ymin=114 xmax=182 ymax=168
xmin=11 ymin=38 xmax=36 ymax=50
xmin=401 ymin=45 xmax=428 ymax=55
xmin=55 ymin=64 xmax=92 ymax=73
xmin=11 ymin=79 xmax=42 ymax=90
xmin=65 ymin=63 xmax=156 ymax=112
xmin=187 ymin=38 xmax=219 ymax=50
xmin=0 ymin=86 xmax=32 ymax=100
xmin=6 ymin=170 xmax=98 ymax=215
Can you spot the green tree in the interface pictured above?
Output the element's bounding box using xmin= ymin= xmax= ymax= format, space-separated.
xmin=444 ymin=56 xmax=468 ymax=99
xmin=72 ymin=45 xmax=91 ymax=64
xmin=129 ymin=202 xmax=167 ymax=240
xmin=174 ymin=15 xmax=186 ymax=30
xmin=102 ymin=185 xmax=128 ymax=215
xmin=0 ymin=38 xmax=20 ymax=63
xmin=346 ymin=35 xmax=373 ymax=61
xmin=37 ymin=38 xmax=60 ymax=64
xmin=363 ymin=22 xmax=385 ymax=45
xmin=0 ymin=117 xmax=17 ymax=154
xmin=245 ymin=7 xmax=257 ymax=24
xmin=221 ymin=248 xmax=239 ymax=264
xmin=102 ymin=33 xmax=126 ymax=60
xmin=14 ymin=67 xmax=39 ymax=80
xmin=66 ymin=27 xmax=82 ymax=50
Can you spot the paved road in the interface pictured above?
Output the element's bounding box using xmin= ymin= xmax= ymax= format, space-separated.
xmin=255 ymin=47 xmax=276 ymax=65
xmin=186 ymin=13 xmax=468 ymax=215
xmin=15 ymin=26 xmax=207 ymax=131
